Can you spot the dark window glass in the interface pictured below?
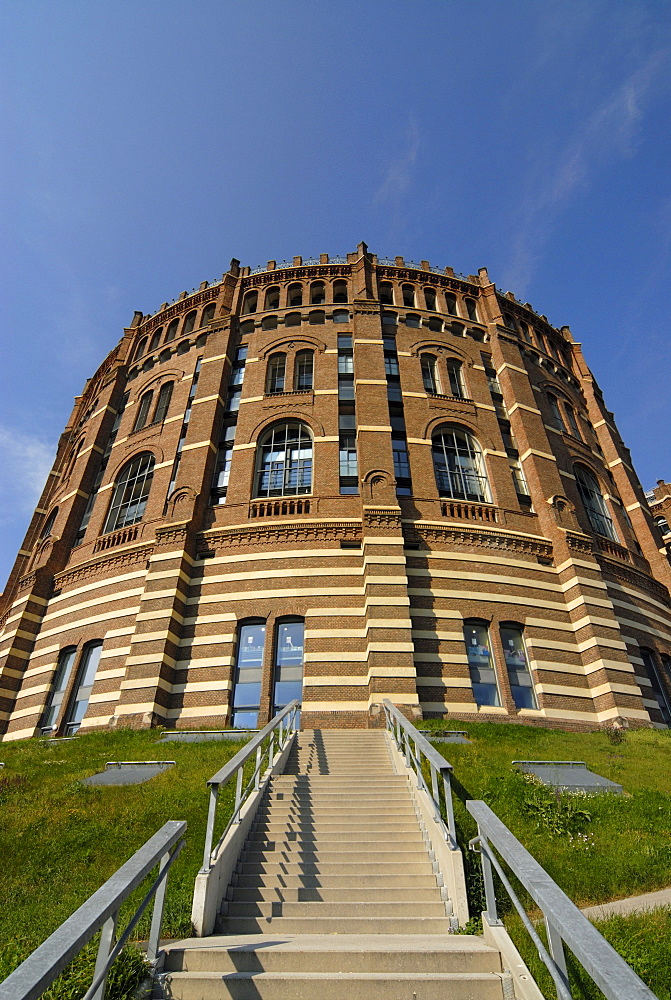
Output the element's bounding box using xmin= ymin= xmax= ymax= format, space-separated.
xmin=392 ymin=441 xmax=411 ymax=479
xmin=231 ymin=622 xmax=266 ymax=729
xmin=149 ymin=329 xmax=162 ymax=352
xmin=310 ymin=282 xmax=325 ymax=305
xmin=133 ymin=391 xmax=154 ymax=432
xmin=255 ymin=422 xmax=312 ymax=497
xmin=339 ymin=375 xmax=355 ymax=401
xmin=421 ymin=355 xmax=439 ymax=394
xmin=339 ymin=433 xmax=357 ymax=477
xmin=183 ymin=311 xmax=197 ymax=334
xmin=465 ymin=298 xmax=478 ymax=322
xmin=103 ymin=453 xmax=155 ymax=532
xmin=309 ymin=310 xmax=325 ymax=325
xmin=272 ymin=620 xmax=304 ymax=715
xmin=402 ymin=284 xmax=415 ymax=306
xmin=500 ymin=624 xmax=537 ymax=709
xmin=405 ymin=314 xmax=421 ymax=328
xmin=287 ymin=283 xmax=303 ymax=307
xmin=41 ymin=647 xmax=76 ymax=731
xmin=655 ymin=516 xmax=670 ymax=536
xmin=242 ymin=292 xmax=258 ymax=314
xmin=640 ymin=648 xmax=671 ymax=726
xmin=432 ymin=427 xmax=490 ymax=502
xmin=63 ymin=641 xmax=102 ymax=734
xmin=265 ymin=287 xmax=280 ymax=310
xmin=133 ymin=338 xmax=148 ymax=362
xmin=463 ymin=621 xmax=500 ymax=706
xmin=548 ymin=394 xmax=565 ymax=431
xmin=262 ymin=315 xmax=278 ymax=331
xmin=565 ymin=405 xmax=582 ymax=439
xmin=164 ymin=320 xmax=179 ymax=343
xmin=575 ymin=465 xmax=617 ymax=541
xmin=424 ymin=287 xmax=437 ymax=310
xmin=40 ymin=507 xmax=58 ymax=539
xmin=333 ymin=280 xmax=348 ymax=303
xmin=445 ymin=294 xmax=457 ymax=316
xmin=285 ymin=312 xmax=301 ymax=327
xmin=202 ymin=303 xmax=216 ymax=324
xmin=210 ymin=443 xmax=232 ymax=504
xmin=153 ymin=382 xmax=173 ymax=424
xmin=333 ymin=310 xmax=349 ymax=323
xmin=379 ymin=282 xmax=393 ymax=305
xmin=384 ymin=355 xmax=399 ymax=376
xmin=447 ymin=360 xmax=464 ymax=398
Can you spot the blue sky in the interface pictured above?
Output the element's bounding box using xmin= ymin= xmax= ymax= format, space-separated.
xmin=1 ymin=0 xmax=671 ymax=586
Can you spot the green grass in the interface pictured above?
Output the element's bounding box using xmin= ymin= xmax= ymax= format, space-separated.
xmin=417 ymin=717 xmax=671 ymax=997
xmin=0 ymin=727 xmax=252 ymax=996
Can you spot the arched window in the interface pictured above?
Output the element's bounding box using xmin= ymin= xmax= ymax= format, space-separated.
xmin=333 ymin=309 xmax=349 ymax=323
xmin=266 ymin=353 xmax=286 ymax=394
xmin=382 ymin=311 xmax=398 ymax=326
xmin=405 ymin=314 xmax=421 ymax=328
xmin=640 ymin=648 xmax=671 ymax=726
xmin=265 ymin=286 xmax=280 ymax=310
xmin=421 ymin=354 xmax=440 ymax=394
xmin=242 ymin=291 xmax=258 ymax=314
xmin=333 ymin=280 xmax=348 ymax=303
xmin=262 ymin=315 xmax=278 ymax=330
xmin=272 ymin=618 xmax=305 ymax=716
xmin=424 ymin=287 xmax=437 ymax=310
xmin=500 ymin=623 xmax=537 ymax=709
xmin=432 ymin=427 xmax=490 ymax=502
xmin=133 ymin=337 xmax=148 ymax=362
xmin=231 ymin=619 xmax=266 ymax=729
xmin=295 ymin=350 xmax=314 ymax=390
xmin=239 ymin=320 xmax=255 ymax=336
xmin=564 ymin=403 xmax=582 ymax=439
xmin=63 ymin=640 xmax=103 ymax=735
xmin=308 ymin=310 xmax=325 ymax=325
xmin=465 ymin=298 xmax=478 ymax=322
xmin=503 ymin=313 xmax=517 ymax=331
xmin=255 ymin=422 xmax=312 ymax=497
xmin=133 ymin=390 xmax=154 ymax=431
xmin=310 ymin=281 xmax=325 ymax=305
xmin=446 ymin=359 xmax=465 ymax=398
xmin=40 ymin=507 xmax=58 ymax=539
xmin=202 ymin=303 xmax=216 ymax=324
xmin=428 ymin=317 xmax=443 ymax=332
xmin=655 ymin=516 xmax=670 ymax=536
xmin=149 ymin=329 xmax=162 ymax=352
xmin=574 ymin=465 xmax=617 ymax=540
xmin=103 ymin=452 xmax=155 ymax=533
xmin=153 ymin=381 xmax=174 ymax=424
xmin=463 ymin=620 xmax=500 ymax=706
xmin=285 ymin=312 xmax=301 ymax=327
xmin=401 ymin=284 xmax=415 ymax=307
xmin=40 ymin=646 xmax=77 ymax=732
xmin=535 ymin=330 xmax=547 ymax=352
xmin=164 ymin=319 xmax=179 ymax=343
xmin=519 ymin=321 xmax=531 ymax=343
xmin=183 ymin=311 xmax=197 ymax=335
xmin=287 ymin=283 xmax=303 ymax=307
xmin=445 ymin=293 xmax=457 ymax=316
xmin=547 ymin=394 xmax=565 ymax=431
xmin=379 ymin=282 xmax=394 ymax=305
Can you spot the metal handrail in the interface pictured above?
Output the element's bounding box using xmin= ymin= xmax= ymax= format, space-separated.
xmin=381 ymin=699 xmax=457 ymax=849
xmin=200 ymin=701 xmax=300 ymax=873
xmin=0 ymin=820 xmax=186 ymax=1000
xmin=467 ymin=801 xmax=657 ymax=1000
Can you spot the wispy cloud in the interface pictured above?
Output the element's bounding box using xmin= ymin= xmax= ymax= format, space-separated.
xmin=374 ymin=120 xmax=420 ymax=206
xmin=501 ymin=48 xmax=670 ymax=294
xmin=0 ymin=426 xmax=55 ymax=523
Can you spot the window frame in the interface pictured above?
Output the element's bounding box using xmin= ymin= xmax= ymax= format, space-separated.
xmin=254 ymin=421 xmax=313 ymax=498
xmin=432 ymin=426 xmax=491 ymax=502
xmin=103 ymin=452 xmax=155 ymax=533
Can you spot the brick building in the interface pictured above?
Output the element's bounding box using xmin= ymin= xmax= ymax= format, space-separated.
xmin=2 ymin=243 xmax=671 ymax=741
xmin=646 ymin=480 xmax=671 ymax=559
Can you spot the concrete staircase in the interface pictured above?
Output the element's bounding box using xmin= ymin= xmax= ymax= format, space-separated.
xmin=162 ymin=729 xmax=510 ymax=998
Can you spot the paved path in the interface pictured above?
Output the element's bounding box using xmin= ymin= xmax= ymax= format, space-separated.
xmin=581 ymin=886 xmax=671 ymax=920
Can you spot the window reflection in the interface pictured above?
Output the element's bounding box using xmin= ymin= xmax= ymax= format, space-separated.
xmin=231 ymin=622 xmax=266 ymax=728
xmin=272 ymin=620 xmax=304 ymax=715
xmin=500 ymin=624 xmax=537 ymax=709
xmin=463 ymin=621 xmax=500 ymax=706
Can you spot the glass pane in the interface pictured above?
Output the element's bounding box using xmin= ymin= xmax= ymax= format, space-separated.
xmin=500 ymin=626 xmax=537 ymax=709
xmin=273 ymin=621 xmax=304 ymax=714
xmin=232 ymin=710 xmax=259 ymax=729
xmin=464 ymin=622 xmax=500 ymax=706
xmin=42 ymin=648 xmax=77 ymax=729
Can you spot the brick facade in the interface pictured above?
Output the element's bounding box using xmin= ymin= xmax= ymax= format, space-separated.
xmin=2 ymin=244 xmax=671 ymax=740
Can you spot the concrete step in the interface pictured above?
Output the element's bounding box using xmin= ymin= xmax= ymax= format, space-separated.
xmin=228 ymin=886 xmax=443 ymax=903
xmin=248 ymin=825 xmax=425 ymax=839
xmin=226 ymin=900 xmax=447 ymax=918
xmin=161 ymin=970 xmax=505 ymax=999
xmin=233 ymin=873 xmax=440 ymax=888
xmin=163 ymin=934 xmax=501 ymax=974
xmin=237 ymin=861 xmax=437 ymax=876
xmin=216 ymin=916 xmax=457 ymax=935
xmin=255 ymin=807 xmax=417 ymax=820
xmin=241 ymin=848 xmax=431 ymax=863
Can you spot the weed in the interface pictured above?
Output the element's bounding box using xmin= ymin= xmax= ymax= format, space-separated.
xmin=521 ymin=777 xmax=592 ymax=837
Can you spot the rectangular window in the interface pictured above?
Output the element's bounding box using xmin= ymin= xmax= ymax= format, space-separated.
xmin=385 ymin=355 xmax=399 ymax=377
xmin=210 ymin=443 xmax=233 ymax=504
xmin=338 ymin=375 xmax=355 ymax=401
xmin=272 ymin=620 xmax=304 ymax=716
xmin=500 ymin=625 xmax=537 ymax=709
xmin=40 ymin=647 xmax=77 ymax=732
xmin=64 ymin=642 xmax=103 ymax=735
xmin=231 ymin=622 xmax=266 ymax=729
xmin=226 ymin=389 xmax=241 ymax=413
xmin=641 ymin=649 xmax=671 ymax=726
xmin=421 ymin=356 xmax=439 ymax=394
xmin=463 ymin=622 xmax=500 ymax=706
xmin=338 ymin=354 xmax=354 ymax=374
xmin=392 ymin=441 xmax=411 ymax=480
xmin=339 ymin=434 xmax=358 ymax=478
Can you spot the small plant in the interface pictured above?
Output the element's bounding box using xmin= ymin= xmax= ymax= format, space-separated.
xmin=521 ymin=777 xmax=592 ymax=837
xmin=604 ymin=724 xmax=627 ymax=746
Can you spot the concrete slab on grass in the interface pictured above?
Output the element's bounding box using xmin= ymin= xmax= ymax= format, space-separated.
xmin=158 ymin=730 xmax=258 ymax=743
xmin=83 ymin=761 xmax=175 ymax=786
xmin=515 ymin=760 xmax=622 ymax=794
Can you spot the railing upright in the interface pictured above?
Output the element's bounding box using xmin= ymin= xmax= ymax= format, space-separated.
xmin=199 ymin=700 xmax=300 ymax=874
xmin=381 ymin=699 xmax=457 ymax=849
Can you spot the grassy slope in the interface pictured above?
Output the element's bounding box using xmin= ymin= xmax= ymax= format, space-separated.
xmin=0 ymin=728 xmax=248 ymax=986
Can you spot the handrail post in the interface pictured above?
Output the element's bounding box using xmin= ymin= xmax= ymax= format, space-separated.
xmin=255 ymin=745 xmax=262 ymax=790
xmin=480 ymin=835 xmax=500 ymax=925
xmin=441 ymin=767 xmax=456 ymax=848
xmin=413 ymin=738 xmax=421 ymax=785
xmin=201 ymin=784 xmax=219 ymax=871
xmin=545 ymin=915 xmax=570 ymax=993
xmin=146 ymin=849 xmax=171 ymax=963
xmin=90 ymin=911 xmax=118 ymax=1000
xmin=234 ymin=766 xmax=243 ymax=821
